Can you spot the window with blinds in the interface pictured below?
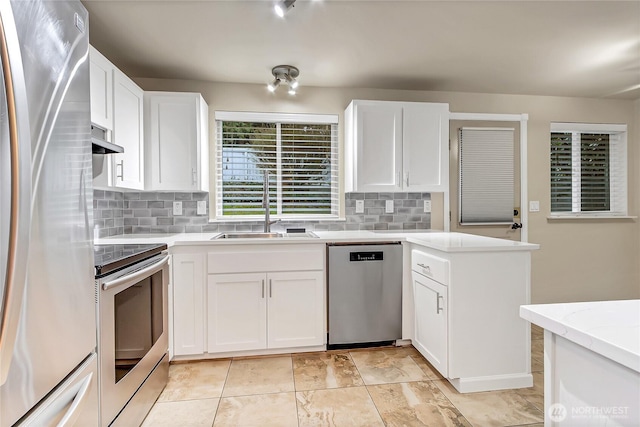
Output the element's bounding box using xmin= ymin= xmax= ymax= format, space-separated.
xmin=215 ymin=112 xmax=339 ymax=219
xmin=459 ymin=127 xmax=515 ymax=224
xmin=550 ymin=123 xmax=627 ymax=216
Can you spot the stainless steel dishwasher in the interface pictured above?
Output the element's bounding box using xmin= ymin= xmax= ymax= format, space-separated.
xmin=327 ymin=242 xmax=403 ymax=349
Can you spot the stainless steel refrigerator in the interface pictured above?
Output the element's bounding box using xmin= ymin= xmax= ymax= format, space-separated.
xmin=0 ymin=0 xmax=98 ymax=425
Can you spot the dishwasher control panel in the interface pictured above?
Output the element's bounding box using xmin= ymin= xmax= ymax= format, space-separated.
xmin=349 ymin=251 xmax=384 ymax=262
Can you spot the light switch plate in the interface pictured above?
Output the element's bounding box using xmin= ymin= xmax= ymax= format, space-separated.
xmin=529 ymin=201 xmax=540 ymax=212
xmin=173 ymin=201 xmax=183 ymax=216
xmin=423 ymin=200 xmax=432 ymax=213
xmin=385 ymin=200 xmax=394 ymax=213
xmin=355 ymin=200 xmax=365 ymax=213
xmin=197 ymin=200 xmax=207 ymax=215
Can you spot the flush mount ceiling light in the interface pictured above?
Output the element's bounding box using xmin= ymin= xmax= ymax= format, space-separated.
xmin=267 ymin=65 xmax=300 ymax=95
xmin=274 ymin=0 xmax=295 ymax=18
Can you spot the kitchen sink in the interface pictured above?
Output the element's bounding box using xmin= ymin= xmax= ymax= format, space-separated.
xmin=211 ymin=231 xmax=318 ymax=240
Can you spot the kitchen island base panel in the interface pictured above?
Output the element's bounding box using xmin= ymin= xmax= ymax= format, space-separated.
xmin=449 ymin=373 xmax=533 ymax=394
xmin=544 ymin=331 xmax=639 ymax=427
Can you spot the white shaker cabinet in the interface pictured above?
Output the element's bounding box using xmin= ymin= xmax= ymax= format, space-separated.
xmin=89 ymin=45 xmax=114 ymax=131
xmin=207 ymin=273 xmax=267 ymax=352
xmin=90 ymin=46 xmax=144 ymax=190
xmin=206 ymin=244 xmax=325 ymax=355
xmin=344 ymin=100 xmax=449 ymax=193
xmin=410 ymin=244 xmax=533 ymax=393
xmin=267 ymin=271 xmax=325 ymax=349
xmin=144 ymin=92 xmax=209 ymax=192
xmin=171 ymin=253 xmax=205 ymax=356
xmin=412 ymin=251 xmax=449 ymax=377
xmin=111 ymin=68 xmax=144 ymax=190
xmin=207 ymin=270 xmax=324 ymax=353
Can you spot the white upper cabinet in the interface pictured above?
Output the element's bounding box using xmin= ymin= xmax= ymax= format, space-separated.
xmin=90 ymin=45 xmax=144 ymax=190
xmin=89 ymin=46 xmax=114 ymax=131
xmin=144 ymin=92 xmax=209 ymax=192
xmin=111 ymin=68 xmax=144 ymax=190
xmin=344 ymin=100 xmax=449 ymax=193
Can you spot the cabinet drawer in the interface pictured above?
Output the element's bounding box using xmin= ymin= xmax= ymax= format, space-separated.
xmin=208 ymin=244 xmax=324 ymax=274
xmin=411 ymin=250 xmax=449 ymax=285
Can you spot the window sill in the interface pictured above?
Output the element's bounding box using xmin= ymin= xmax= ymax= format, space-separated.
xmin=547 ymin=214 xmax=637 ymax=221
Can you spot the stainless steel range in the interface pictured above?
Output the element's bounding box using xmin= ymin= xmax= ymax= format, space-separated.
xmin=94 ymin=243 xmax=169 ymax=426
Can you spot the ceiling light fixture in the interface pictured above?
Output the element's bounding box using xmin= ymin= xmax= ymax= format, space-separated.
xmin=267 ymin=65 xmax=299 ymax=95
xmin=274 ymin=0 xmax=295 ymax=18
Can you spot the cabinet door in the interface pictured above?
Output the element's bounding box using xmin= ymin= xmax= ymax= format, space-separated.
xmin=207 ymin=273 xmax=267 ymax=353
xmin=413 ymin=272 xmax=448 ymax=377
xmin=172 ymin=253 xmax=205 ymax=356
xmin=267 ymin=271 xmax=325 ymax=349
xmin=112 ymin=69 xmax=144 ymax=190
xmin=145 ymin=93 xmax=200 ymax=191
xmin=355 ymin=102 xmax=403 ymax=192
xmin=403 ymin=103 xmax=449 ymax=192
xmin=89 ymin=46 xmax=113 ymax=130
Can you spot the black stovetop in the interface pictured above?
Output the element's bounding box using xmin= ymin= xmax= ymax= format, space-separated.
xmin=94 ymin=243 xmax=167 ymax=278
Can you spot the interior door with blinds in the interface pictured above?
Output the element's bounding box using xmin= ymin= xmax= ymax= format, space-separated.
xmin=449 ymin=121 xmax=521 ymax=240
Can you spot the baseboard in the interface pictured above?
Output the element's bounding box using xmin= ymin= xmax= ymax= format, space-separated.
xmin=449 ymin=373 xmax=533 ymax=393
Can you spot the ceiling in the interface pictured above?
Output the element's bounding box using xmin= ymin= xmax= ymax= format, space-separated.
xmin=82 ymin=0 xmax=640 ymax=100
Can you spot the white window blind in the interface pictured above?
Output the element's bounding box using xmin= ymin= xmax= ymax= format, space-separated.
xmin=215 ymin=112 xmax=338 ymax=219
xmin=459 ymin=127 xmax=514 ymax=224
xmin=550 ymin=123 xmax=627 ymax=216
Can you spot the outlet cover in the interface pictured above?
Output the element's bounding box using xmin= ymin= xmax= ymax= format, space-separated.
xmin=385 ymin=200 xmax=394 ymax=213
xmin=529 ymin=201 xmax=540 ymax=212
xmin=423 ymin=200 xmax=432 ymax=213
xmin=173 ymin=201 xmax=183 ymax=216
xmin=355 ymin=200 xmax=365 ymax=213
xmin=197 ymin=200 xmax=207 ymax=215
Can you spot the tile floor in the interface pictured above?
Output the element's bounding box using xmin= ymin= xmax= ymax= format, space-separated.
xmin=142 ymin=325 xmax=545 ymax=427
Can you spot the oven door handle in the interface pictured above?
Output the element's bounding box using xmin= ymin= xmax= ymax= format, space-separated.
xmin=102 ymin=255 xmax=169 ymax=292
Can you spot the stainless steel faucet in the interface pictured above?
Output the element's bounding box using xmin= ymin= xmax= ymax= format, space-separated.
xmin=263 ymin=170 xmax=279 ymax=232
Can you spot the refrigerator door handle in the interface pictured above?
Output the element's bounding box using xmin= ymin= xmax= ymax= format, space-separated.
xmin=0 ymin=4 xmax=33 ymax=386
xmin=18 ymin=354 xmax=98 ymax=427
xmin=57 ymin=371 xmax=93 ymax=427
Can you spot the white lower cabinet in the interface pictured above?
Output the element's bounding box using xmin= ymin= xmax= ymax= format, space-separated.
xmin=410 ymin=245 xmax=533 ymax=393
xmin=207 ymin=273 xmax=267 ymax=352
xmin=412 ymin=272 xmax=448 ymax=377
xmin=207 ymin=270 xmax=324 ymax=353
xmin=172 ymin=253 xmax=205 ymax=356
xmin=267 ymin=271 xmax=325 ymax=349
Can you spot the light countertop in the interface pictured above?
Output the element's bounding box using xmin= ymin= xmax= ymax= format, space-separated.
xmin=520 ymin=299 xmax=640 ymax=373
xmin=96 ymin=230 xmax=540 ymax=253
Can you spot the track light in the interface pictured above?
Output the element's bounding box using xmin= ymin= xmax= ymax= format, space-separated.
xmin=267 ymin=65 xmax=300 ymax=95
xmin=274 ymin=0 xmax=295 ymax=17
xmin=285 ymin=73 xmax=299 ymax=89
xmin=267 ymin=79 xmax=281 ymax=92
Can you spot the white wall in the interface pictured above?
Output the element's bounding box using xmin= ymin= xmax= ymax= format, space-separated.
xmin=135 ymin=77 xmax=640 ymax=304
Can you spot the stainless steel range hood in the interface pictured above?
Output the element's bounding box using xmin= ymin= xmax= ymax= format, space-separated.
xmin=91 ymin=124 xmax=123 ymax=154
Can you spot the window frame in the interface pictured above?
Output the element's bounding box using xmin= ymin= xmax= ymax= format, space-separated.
xmin=214 ymin=111 xmax=339 ymax=221
xmin=549 ymin=122 xmax=628 ymax=218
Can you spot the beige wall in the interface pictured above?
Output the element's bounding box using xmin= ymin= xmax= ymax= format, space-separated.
xmin=136 ymin=77 xmax=640 ymax=303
